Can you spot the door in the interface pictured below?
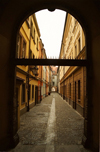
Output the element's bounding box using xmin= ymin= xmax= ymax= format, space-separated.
xmin=16 ymin=87 xmax=20 ymax=129
xmin=75 ymin=81 xmax=76 ymax=109
xmin=35 ymin=86 xmax=38 ymax=105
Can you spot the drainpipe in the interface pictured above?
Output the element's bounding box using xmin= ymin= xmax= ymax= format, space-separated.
xmin=27 ymin=17 xmax=31 ymax=112
xmin=41 ymin=51 xmax=43 ymax=100
xmin=62 ymin=43 xmax=65 ymax=99
xmin=27 ymin=69 xmax=29 ymax=111
xmin=45 ymin=67 xmax=46 ymax=97
xmin=40 ymin=48 xmax=42 ymax=102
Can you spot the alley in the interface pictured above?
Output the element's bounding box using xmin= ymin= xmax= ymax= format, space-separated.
xmin=9 ymin=93 xmax=92 ymax=152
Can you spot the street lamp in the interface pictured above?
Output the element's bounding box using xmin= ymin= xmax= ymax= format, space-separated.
xmin=32 ymin=66 xmax=38 ymax=76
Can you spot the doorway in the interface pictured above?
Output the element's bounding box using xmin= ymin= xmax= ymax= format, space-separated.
xmin=74 ymin=81 xmax=76 ymax=110
xmin=35 ymin=86 xmax=38 ymax=105
xmin=16 ymin=86 xmax=20 ymax=129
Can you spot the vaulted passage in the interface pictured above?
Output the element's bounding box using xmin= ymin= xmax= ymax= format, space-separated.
xmin=15 ymin=11 xmax=88 ymax=151
xmin=0 ymin=1 xmax=99 ymax=152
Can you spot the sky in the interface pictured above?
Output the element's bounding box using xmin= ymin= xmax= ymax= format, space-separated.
xmin=35 ymin=9 xmax=66 ymax=59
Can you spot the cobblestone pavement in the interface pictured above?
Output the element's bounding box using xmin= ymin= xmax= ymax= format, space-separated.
xmin=9 ymin=93 xmax=92 ymax=152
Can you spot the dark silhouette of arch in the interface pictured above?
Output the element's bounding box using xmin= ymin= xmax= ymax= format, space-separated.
xmin=0 ymin=1 xmax=99 ymax=151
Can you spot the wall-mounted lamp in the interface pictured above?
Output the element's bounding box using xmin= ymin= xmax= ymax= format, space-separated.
xmin=32 ymin=66 xmax=38 ymax=76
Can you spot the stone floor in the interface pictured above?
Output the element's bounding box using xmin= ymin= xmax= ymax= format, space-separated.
xmin=8 ymin=93 xmax=92 ymax=152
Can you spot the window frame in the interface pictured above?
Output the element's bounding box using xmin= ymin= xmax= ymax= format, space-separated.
xmin=78 ymin=80 xmax=81 ymax=102
xmin=16 ymin=32 xmax=27 ymax=59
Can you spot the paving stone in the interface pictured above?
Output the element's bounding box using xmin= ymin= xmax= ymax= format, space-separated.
xmin=30 ymin=145 xmax=46 ymax=152
xmin=9 ymin=93 xmax=92 ymax=152
xmin=55 ymin=145 xmax=80 ymax=152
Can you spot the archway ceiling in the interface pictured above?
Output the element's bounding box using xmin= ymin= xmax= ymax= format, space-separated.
xmin=0 ymin=0 xmax=100 ymax=38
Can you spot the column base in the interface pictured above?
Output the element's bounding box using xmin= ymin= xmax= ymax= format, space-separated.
xmin=82 ymin=134 xmax=99 ymax=152
xmin=82 ymin=134 xmax=88 ymax=148
xmin=0 ymin=133 xmax=19 ymax=151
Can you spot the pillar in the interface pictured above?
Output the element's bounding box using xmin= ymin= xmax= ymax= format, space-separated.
xmin=0 ymin=35 xmax=19 ymax=150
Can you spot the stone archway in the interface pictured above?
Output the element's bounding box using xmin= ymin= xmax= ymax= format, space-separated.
xmin=0 ymin=1 xmax=99 ymax=151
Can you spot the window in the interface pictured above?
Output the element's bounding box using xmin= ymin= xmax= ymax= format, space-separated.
xmin=78 ymin=38 xmax=81 ymax=52
xmin=31 ymin=22 xmax=35 ymax=42
xmin=37 ymin=37 xmax=38 ymax=50
xmin=70 ymin=83 xmax=71 ymax=98
xmin=26 ymin=18 xmax=30 ymax=28
xmin=33 ymin=54 xmax=35 ymax=59
xmin=29 ymin=85 xmax=31 ymax=101
xmin=22 ymin=41 xmax=26 ymax=58
xmin=31 ymin=21 xmax=33 ymax=37
xmin=33 ymin=29 xmax=35 ymax=43
xmin=29 ymin=50 xmax=33 ymax=59
xmin=75 ymin=19 xmax=77 ymax=25
xmin=66 ymin=84 xmax=67 ymax=95
xmin=22 ymin=83 xmax=25 ymax=104
xmin=75 ymin=45 xmax=77 ymax=58
xmin=72 ymin=52 xmax=73 ymax=59
xmin=16 ymin=34 xmax=22 ymax=58
xmin=32 ymin=85 xmax=34 ymax=99
xmin=16 ymin=33 xmax=26 ymax=59
xmin=78 ymin=80 xmax=80 ymax=101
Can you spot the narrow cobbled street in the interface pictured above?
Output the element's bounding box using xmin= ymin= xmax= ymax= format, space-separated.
xmin=10 ymin=93 xmax=92 ymax=152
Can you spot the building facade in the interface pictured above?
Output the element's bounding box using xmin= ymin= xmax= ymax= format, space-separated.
xmin=16 ymin=14 xmax=51 ymax=129
xmin=57 ymin=66 xmax=60 ymax=93
xmin=38 ymin=39 xmax=50 ymax=100
xmin=49 ymin=66 xmax=52 ymax=93
xmin=38 ymin=39 xmax=43 ymax=102
xmin=42 ymin=48 xmax=47 ymax=97
xmin=51 ymin=66 xmax=58 ymax=92
xmin=59 ymin=13 xmax=86 ymax=117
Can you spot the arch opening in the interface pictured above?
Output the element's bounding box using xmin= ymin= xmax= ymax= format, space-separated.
xmin=15 ymin=8 xmax=89 ymax=151
xmin=0 ymin=1 xmax=98 ymax=151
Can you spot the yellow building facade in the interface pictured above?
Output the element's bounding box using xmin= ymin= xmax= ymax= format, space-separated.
xmin=16 ymin=14 xmax=40 ymax=128
xmin=59 ymin=13 xmax=86 ymax=116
